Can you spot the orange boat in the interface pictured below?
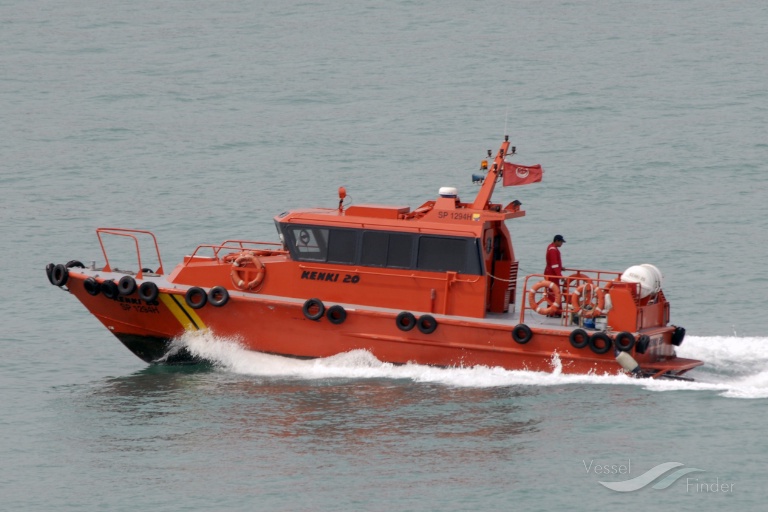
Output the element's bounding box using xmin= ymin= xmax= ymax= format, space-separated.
xmin=46 ymin=136 xmax=702 ymax=379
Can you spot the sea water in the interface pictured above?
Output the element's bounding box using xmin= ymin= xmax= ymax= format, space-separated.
xmin=2 ymin=0 xmax=767 ymax=510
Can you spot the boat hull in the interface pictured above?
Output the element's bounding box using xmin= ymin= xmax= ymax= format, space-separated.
xmin=62 ymin=271 xmax=701 ymax=377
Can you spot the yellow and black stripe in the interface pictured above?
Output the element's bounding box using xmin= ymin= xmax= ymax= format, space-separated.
xmin=159 ymin=293 xmax=208 ymax=331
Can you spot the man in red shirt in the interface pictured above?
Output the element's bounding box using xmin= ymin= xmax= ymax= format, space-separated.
xmin=544 ymin=235 xmax=566 ymax=314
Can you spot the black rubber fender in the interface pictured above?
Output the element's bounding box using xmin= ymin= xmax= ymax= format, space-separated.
xmin=614 ymin=331 xmax=636 ymax=352
xmin=46 ymin=263 xmax=56 ymax=285
xmin=303 ymin=298 xmax=325 ymax=321
xmin=417 ymin=314 xmax=438 ymax=334
xmin=84 ymin=277 xmax=100 ymax=296
xmin=671 ymin=326 xmax=686 ymax=346
xmin=51 ymin=264 xmax=69 ymax=287
xmin=101 ymin=280 xmax=119 ymax=299
xmin=326 ymin=304 xmax=347 ymax=325
xmin=395 ymin=312 xmax=416 ymax=331
xmin=208 ymin=286 xmax=229 ymax=307
xmin=635 ymin=335 xmax=651 ymax=355
xmin=185 ymin=287 xmax=207 ymax=309
xmin=65 ymin=260 xmax=85 ymax=269
xmin=118 ymin=276 xmax=137 ymax=296
xmin=138 ymin=281 xmax=159 ymax=302
xmin=589 ymin=332 xmax=613 ymax=355
xmin=512 ymin=324 xmax=533 ymax=344
xmin=569 ymin=328 xmax=589 ymax=349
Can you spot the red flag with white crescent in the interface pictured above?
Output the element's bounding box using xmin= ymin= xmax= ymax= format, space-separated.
xmin=502 ymin=162 xmax=543 ymax=186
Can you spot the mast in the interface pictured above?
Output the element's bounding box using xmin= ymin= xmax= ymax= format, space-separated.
xmin=471 ymin=136 xmax=512 ymax=210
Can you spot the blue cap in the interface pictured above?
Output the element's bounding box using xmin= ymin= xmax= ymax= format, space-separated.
xmin=554 ymin=234 xmax=566 ymax=243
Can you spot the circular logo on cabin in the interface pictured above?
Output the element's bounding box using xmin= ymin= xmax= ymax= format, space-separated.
xmin=515 ymin=166 xmax=529 ymax=179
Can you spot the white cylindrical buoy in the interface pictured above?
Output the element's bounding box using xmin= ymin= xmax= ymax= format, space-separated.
xmin=616 ymin=351 xmax=641 ymax=375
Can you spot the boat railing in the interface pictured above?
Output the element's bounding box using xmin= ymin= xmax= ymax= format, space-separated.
xmin=519 ymin=269 xmax=630 ymax=325
xmin=96 ymin=228 xmax=164 ymax=278
xmin=186 ymin=240 xmax=287 ymax=264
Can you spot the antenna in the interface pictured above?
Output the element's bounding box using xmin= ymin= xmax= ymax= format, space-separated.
xmin=504 ymin=105 xmax=509 ymax=137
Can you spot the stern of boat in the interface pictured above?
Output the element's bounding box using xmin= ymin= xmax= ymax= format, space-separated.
xmin=519 ymin=267 xmax=702 ymax=379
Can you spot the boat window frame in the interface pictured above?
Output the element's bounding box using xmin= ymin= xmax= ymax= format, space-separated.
xmin=277 ymin=223 xmax=484 ymax=276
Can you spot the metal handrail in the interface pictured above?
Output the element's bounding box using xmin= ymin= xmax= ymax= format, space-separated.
xmin=96 ymin=228 xmax=164 ymax=278
xmin=186 ymin=241 xmax=287 ymax=264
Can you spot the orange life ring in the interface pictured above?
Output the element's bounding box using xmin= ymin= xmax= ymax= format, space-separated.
xmin=565 ymin=273 xmax=594 ymax=293
xmin=580 ymin=288 xmax=607 ymax=319
xmin=230 ymin=253 xmax=265 ymax=291
xmin=588 ymin=279 xmax=619 ymax=316
xmin=527 ymin=280 xmax=561 ymax=315
xmin=570 ymin=283 xmax=596 ymax=313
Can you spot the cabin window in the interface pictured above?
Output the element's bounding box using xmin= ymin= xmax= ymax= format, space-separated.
xmin=278 ymin=223 xmax=482 ymax=275
xmin=282 ymin=225 xmax=359 ymax=264
xmin=388 ymin=234 xmax=413 ymax=268
xmin=327 ymin=229 xmax=358 ymax=264
xmin=361 ymin=231 xmax=413 ymax=268
xmin=418 ymin=236 xmax=473 ymax=273
xmin=288 ymin=226 xmax=328 ymax=261
xmin=361 ymin=231 xmax=388 ymax=266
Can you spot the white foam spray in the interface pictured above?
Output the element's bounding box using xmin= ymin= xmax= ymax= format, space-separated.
xmin=176 ymin=331 xmax=768 ymax=399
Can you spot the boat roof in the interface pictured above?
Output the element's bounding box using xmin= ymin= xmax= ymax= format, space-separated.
xmin=276 ymin=198 xmax=524 ymax=237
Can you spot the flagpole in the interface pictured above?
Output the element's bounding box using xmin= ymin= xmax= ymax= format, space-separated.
xmin=504 ymin=104 xmax=509 ymax=140
xmin=471 ymin=136 xmax=511 ymax=210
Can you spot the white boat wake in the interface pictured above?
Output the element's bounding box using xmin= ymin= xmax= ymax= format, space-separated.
xmin=175 ymin=331 xmax=768 ymax=399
